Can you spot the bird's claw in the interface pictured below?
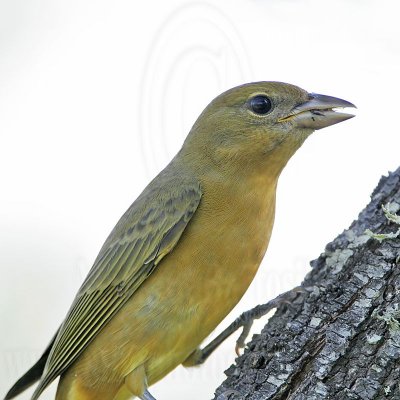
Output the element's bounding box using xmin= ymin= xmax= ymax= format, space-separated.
xmin=232 ymin=285 xmax=310 ymax=355
xmin=235 ymin=319 xmax=253 ymax=355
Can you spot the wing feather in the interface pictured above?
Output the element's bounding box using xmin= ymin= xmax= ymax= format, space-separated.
xmin=32 ymin=178 xmax=202 ymax=399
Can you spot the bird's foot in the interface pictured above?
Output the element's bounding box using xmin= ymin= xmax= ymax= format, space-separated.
xmin=233 ymin=285 xmax=309 ymax=354
xmin=184 ymin=285 xmax=310 ymax=366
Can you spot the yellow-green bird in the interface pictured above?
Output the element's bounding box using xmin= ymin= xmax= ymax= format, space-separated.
xmin=5 ymin=82 xmax=355 ymax=400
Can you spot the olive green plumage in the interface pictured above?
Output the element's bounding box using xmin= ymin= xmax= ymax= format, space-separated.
xmin=5 ymin=81 xmax=354 ymax=400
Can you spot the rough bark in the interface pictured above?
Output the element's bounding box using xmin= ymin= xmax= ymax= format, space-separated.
xmin=213 ymin=167 xmax=400 ymax=400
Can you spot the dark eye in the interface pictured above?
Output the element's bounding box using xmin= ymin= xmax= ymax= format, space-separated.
xmin=250 ymin=95 xmax=273 ymax=115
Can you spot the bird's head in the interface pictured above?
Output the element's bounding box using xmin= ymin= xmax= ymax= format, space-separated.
xmin=182 ymin=81 xmax=355 ymax=179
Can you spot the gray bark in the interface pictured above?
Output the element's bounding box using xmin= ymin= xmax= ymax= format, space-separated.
xmin=213 ymin=167 xmax=400 ymax=400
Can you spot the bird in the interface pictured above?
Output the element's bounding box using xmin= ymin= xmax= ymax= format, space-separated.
xmin=4 ymin=81 xmax=355 ymax=400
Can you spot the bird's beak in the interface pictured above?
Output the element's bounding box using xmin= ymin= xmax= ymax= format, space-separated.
xmin=280 ymin=93 xmax=356 ymax=130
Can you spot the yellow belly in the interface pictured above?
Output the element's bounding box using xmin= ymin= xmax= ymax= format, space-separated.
xmin=57 ymin=181 xmax=276 ymax=399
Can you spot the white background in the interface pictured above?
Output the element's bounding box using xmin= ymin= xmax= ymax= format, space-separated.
xmin=1 ymin=1 xmax=399 ymax=399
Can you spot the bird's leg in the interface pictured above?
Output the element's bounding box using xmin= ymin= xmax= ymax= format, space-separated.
xmin=183 ymin=286 xmax=309 ymax=366
xmin=125 ymin=364 xmax=157 ymax=400
xmin=139 ymin=389 xmax=157 ymax=400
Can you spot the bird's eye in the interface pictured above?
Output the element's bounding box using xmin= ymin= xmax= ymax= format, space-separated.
xmin=249 ymin=95 xmax=273 ymax=115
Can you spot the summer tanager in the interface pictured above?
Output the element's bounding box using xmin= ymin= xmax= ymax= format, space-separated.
xmin=5 ymin=82 xmax=355 ymax=400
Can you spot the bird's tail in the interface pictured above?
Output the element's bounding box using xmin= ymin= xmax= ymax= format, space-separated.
xmin=4 ymin=335 xmax=56 ymax=400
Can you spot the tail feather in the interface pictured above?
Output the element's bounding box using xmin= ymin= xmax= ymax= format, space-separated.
xmin=4 ymin=334 xmax=57 ymax=400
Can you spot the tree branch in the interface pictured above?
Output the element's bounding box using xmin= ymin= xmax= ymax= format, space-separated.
xmin=213 ymin=167 xmax=400 ymax=400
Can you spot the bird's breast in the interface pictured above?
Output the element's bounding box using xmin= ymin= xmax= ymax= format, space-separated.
xmin=154 ymin=177 xmax=277 ymax=341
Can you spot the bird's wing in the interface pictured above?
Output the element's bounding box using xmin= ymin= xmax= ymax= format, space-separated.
xmin=33 ymin=179 xmax=202 ymax=399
